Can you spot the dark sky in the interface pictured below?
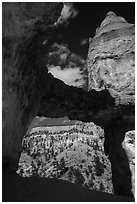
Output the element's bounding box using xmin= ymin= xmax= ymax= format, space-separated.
xmin=58 ymin=2 xmax=135 ymax=59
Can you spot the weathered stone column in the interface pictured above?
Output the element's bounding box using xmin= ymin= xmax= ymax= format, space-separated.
xmin=87 ymin=12 xmax=135 ymax=197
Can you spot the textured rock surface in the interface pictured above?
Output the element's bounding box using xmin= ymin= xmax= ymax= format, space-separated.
xmin=87 ymin=12 xmax=135 ymax=198
xmin=85 ymin=11 xmax=135 ymax=129
xmin=2 ymin=2 xmax=115 ymax=171
xmin=17 ymin=122 xmax=113 ymax=194
xmin=122 ymin=130 xmax=135 ymax=196
xmin=2 ymin=2 xmax=63 ymax=171
xmin=2 ymin=3 xmax=135 ymax=200
xmin=87 ymin=11 xmax=135 ymax=106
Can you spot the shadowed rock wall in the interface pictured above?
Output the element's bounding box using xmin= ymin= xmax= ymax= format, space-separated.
xmin=2 ymin=2 xmax=63 ymax=171
xmin=2 ymin=3 xmax=115 ymax=172
xmin=2 ymin=3 xmax=135 ymax=199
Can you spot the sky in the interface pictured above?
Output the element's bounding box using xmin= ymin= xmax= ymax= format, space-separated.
xmin=47 ymin=2 xmax=135 ymax=88
xmin=57 ymin=2 xmax=135 ymax=57
xmin=47 ymin=42 xmax=86 ymax=88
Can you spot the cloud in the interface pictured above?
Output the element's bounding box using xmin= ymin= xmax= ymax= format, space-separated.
xmin=48 ymin=66 xmax=85 ymax=87
xmin=47 ymin=43 xmax=84 ymax=69
xmin=46 ymin=42 xmax=87 ymax=88
xmin=54 ymin=3 xmax=78 ymax=27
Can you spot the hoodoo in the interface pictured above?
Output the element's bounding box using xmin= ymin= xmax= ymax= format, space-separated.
xmin=2 ymin=2 xmax=135 ymax=201
xmin=87 ymin=11 xmax=135 ymax=197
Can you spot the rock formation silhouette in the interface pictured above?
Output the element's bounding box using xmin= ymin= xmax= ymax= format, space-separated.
xmin=2 ymin=2 xmax=135 ymax=200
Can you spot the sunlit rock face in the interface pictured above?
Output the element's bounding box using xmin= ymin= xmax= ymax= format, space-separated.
xmin=122 ymin=130 xmax=135 ymax=196
xmin=64 ymin=13 xmax=135 ymax=130
xmin=87 ymin=12 xmax=135 ymax=198
xmin=87 ymin=11 xmax=135 ymax=106
xmin=17 ymin=122 xmax=113 ymax=194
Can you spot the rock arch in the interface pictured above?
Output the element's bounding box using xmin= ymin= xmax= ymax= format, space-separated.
xmin=2 ymin=3 xmax=135 ymax=198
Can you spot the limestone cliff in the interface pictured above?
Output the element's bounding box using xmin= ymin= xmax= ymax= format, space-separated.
xmin=17 ymin=122 xmax=113 ymax=194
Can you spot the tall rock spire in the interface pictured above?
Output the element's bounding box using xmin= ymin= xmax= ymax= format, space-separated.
xmin=87 ymin=12 xmax=135 ymax=106
xmin=87 ymin=12 xmax=135 ymax=197
xmin=95 ymin=11 xmax=129 ymax=37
